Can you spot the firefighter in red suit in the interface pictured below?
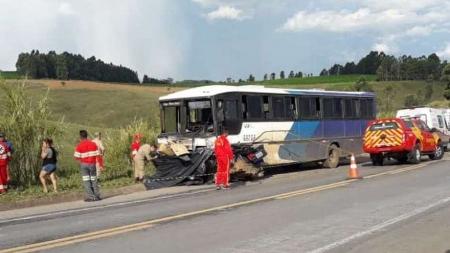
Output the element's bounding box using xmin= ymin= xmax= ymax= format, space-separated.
xmin=0 ymin=132 xmax=11 ymax=194
xmin=130 ymin=133 xmax=142 ymax=182
xmin=214 ymin=129 xmax=234 ymax=189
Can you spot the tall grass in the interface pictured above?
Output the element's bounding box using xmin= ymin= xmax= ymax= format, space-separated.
xmin=0 ymin=80 xmax=63 ymax=187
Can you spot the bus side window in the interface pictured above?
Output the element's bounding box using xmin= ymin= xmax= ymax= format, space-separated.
xmin=242 ymin=96 xmax=247 ymax=120
xmin=263 ymin=96 xmax=270 ymax=119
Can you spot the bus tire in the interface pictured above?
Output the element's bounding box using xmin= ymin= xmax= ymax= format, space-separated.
xmin=323 ymin=144 xmax=340 ymax=168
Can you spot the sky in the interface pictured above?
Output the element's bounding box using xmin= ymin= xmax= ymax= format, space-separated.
xmin=1 ymin=0 xmax=450 ymax=81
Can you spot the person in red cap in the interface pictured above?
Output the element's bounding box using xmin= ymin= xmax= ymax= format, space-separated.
xmin=0 ymin=132 xmax=12 ymax=194
xmin=214 ymin=129 xmax=234 ymax=189
xmin=130 ymin=133 xmax=142 ymax=182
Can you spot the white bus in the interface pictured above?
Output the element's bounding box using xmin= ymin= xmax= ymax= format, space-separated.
xmin=158 ymin=85 xmax=376 ymax=174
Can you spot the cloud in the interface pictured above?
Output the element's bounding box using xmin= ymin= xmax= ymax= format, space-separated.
xmin=206 ymin=6 xmax=248 ymax=21
xmin=437 ymin=43 xmax=450 ymax=60
xmin=403 ymin=25 xmax=433 ymax=37
xmin=0 ymin=0 xmax=190 ymax=79
xmin=372 ymin=43 xmax=391 ymax=53
xmin=58 ymin=2 xmax=75 ymax=15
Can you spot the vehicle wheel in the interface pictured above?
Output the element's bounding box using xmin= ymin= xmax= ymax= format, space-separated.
xmin=370 ymin=154 xmax=384 ymax=166
xmin=397 ymin=153 xmax=408 ymax=164
xmin=429 ymin=144 xmax=444 ymax=160
xmin=408 ymin=144 xmax=421 ymax=164
xmin=323 ymin=144 xmax=340 ymax=168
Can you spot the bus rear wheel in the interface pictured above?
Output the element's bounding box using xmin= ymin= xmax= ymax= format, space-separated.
xmin=323 ymin=144 xmax=340 ymax=168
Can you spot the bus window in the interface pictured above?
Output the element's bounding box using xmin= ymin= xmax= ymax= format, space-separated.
xmin=163 ymin=106 xmax=178 ymax=133
xmin=286 ymin=97 xmax=296 ymax=119
xmin=299 ymin=97 xmax=320 ymax=119
xmin=272 ymin=96 xmax=286 ymax=120
xmin=361 ymin=99 xmax=375 ymax=119
xmin=324 ymin=98 xmax=343 ymax=119
xmin=246 ymin=95 xmax=263 ymax=120
xmin=344 ymin=99 xmax=359 ymax=118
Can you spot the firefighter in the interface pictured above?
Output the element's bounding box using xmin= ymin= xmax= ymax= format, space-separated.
xmin=133 ymin=144 xmax=157 ymax=182
xmin=74 ymin=130 xmax=101 ymax=202
xmin=214 ymin=128 xmax=234 ymax=189
xmin=0 ymin=132 xmax=11 ymax=194
xmin=130 ymin=133 xmax=142 ymax=182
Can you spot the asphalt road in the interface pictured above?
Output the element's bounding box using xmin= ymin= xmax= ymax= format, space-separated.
xmin=1 ymin=155 xmax=450 ymax=253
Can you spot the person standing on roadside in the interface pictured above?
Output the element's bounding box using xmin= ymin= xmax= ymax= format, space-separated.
xmin=39 ymin=138 xmax=58 ymax=193
xmin=130 ymin=133 xmax=142 ymax=182
xmin=0 ymin=132 xmax=11 ymax=194
xmin=214 ymin=129 xmax=234 ymax=190
xmin=74 ymin=130 xmax=101 ymax=202
xmin=93 ymin=132 xmax=105 ymax=177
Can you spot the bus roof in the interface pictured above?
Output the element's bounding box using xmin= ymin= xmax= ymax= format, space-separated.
xmin=159 ymin=85 xmax=375 ymax=101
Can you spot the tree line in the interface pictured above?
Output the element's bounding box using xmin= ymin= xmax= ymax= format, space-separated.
xmin=320 ymin=51 xmax=448 ymax=81
xmin=16 ymin=50 xmax=140 ymax=83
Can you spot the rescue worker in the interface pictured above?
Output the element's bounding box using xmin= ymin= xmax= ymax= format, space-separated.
xmin=130 ymin=133 xmax=142 ymax=159
xmin=0 ymin=132 xmax=11 ymax=194
xmin=74 ymin=130 xmax=101 ymax=202
xmin=133 ymin=144 xmax=157 ymax=182
xmin=214 ymin=129 xmax=234 ymax=189
xmin=130 ymin=133 xmax=142 ymax=182
xmin=93 ymin=132 xmax=105 ymax=177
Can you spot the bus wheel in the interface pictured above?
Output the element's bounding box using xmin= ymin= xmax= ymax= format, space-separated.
xmin=324 ymin=144 xmax=340 ymax=168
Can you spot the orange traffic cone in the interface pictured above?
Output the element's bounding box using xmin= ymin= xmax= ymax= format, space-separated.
xmin=347 ymin=154 xmax=362 ymax=180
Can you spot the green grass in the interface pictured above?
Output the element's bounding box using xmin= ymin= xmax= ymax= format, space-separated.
xmin=0 ymin=71 xmax=22 ymax=79
xmin=259 ymin=74 xmax=376 ymax=86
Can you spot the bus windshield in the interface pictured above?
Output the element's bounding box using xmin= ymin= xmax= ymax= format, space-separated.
xmin=160 ymin=99 xmax=214 ymax=135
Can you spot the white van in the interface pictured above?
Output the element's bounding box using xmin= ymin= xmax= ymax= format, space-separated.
xmin=396 ymin=107 xmax=450 ymax=149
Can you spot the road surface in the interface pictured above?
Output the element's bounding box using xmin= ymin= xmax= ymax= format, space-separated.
xmin=1 ymin=156 xmax=450 ymax=253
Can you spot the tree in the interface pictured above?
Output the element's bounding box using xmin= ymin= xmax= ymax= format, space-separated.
xmin=328 ymin=64 xmax=343 ymax=75
xmin=270 ymin=72 xmax=276 ymax=80
xmin=55 ymin=55 xmax=68 ymax=80
xmin=280 ymin=71 xmax=285 ymax=79
xmin=248 ymin=74 xmax=255 ymax=82
xmin=295 ymin=71 xmax=303 ymax=78
xmin=263 ymin=73 xmax=268 ymax=81
xmin=352 ymin=76 xmax=373 ymax=92
xmin=288 ymin=70 xmax=295 ymax=78
xmin=441 ymin=64 xmax=450 ymax=89
xmin=238 ymin=78 xmax=244 ymax=83
xmin=319 ymin=69 xmax=329 ymax=76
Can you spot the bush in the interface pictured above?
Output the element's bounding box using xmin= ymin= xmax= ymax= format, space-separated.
xmin=0 ymin=80 xmax=63 ymax=187
xmin=444 ymin=89 xmax=450 ymax=100
xmin=102 ymin=118 xmax=158 ymax=180
xmin=404 ymin=94 xmax=421 ymax=107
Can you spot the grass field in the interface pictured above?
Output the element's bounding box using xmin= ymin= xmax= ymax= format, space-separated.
xmin=0 ymin=70 xmax=21 ymax=79
xmin=259 ymin=74 xmax=376 ymax=86
xmin=0 ymin=76 xmax=448 ymax=202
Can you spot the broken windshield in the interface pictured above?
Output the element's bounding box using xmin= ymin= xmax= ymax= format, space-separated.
xmin=186 ymin=100 xmax=213 ymax=133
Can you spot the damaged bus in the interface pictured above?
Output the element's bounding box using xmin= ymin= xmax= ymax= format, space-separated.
xmin=152 ymin=85 xmax=375 ymax=187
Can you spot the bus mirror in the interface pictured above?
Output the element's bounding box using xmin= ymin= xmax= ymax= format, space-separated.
xmin=430 ymin=127 xmax=438 ymax=133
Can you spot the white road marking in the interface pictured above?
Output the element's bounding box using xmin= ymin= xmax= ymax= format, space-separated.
xmin=308 ymin=197 xmax=450 ymax=253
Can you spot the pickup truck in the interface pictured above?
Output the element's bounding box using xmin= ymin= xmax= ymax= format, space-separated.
xmin=363 ymin=118 xmax=444 ymax=166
